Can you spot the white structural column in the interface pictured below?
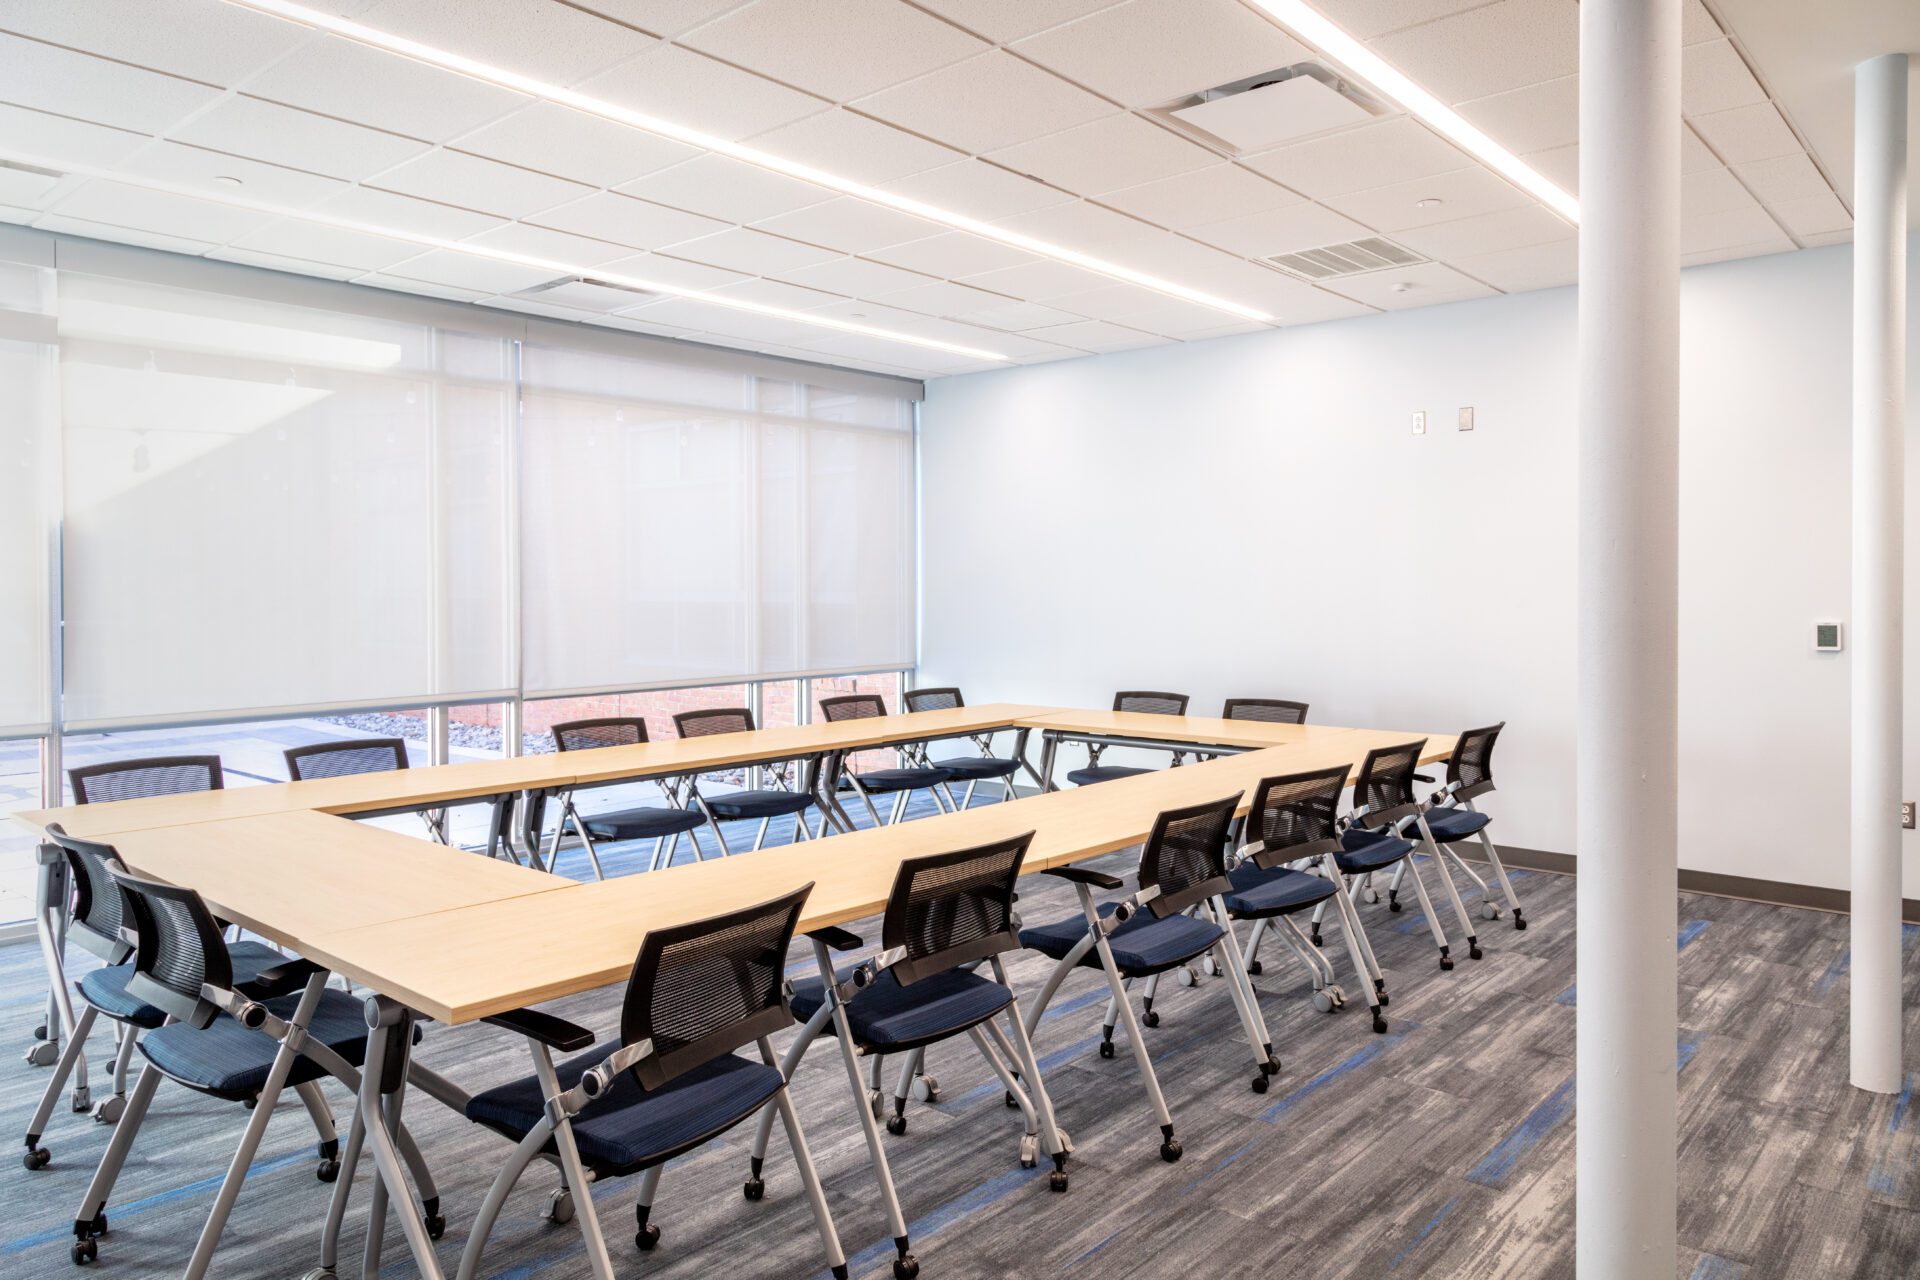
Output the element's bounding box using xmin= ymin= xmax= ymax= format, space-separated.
xmin=1850 ymin=51 xmax=1909 ymax=1096
xmin=1576 ymin=1 xmax=1681 ymax=1276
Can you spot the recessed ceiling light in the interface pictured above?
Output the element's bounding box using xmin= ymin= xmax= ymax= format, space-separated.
xmin=1414 ymin=197 xmax=1443 ymax=208
xmin=211 ymin=175 xmax=244 ymax=187
xmin=1242 ymin=0 xmax=1580 ymax=224
xmin=219 ymin=0 xmax=1275 ymax=323
xmin=1 ymin=149 xmax=1008 ymax=363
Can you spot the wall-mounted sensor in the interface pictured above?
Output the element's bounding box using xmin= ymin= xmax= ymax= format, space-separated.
xmin=1813 ymin=621 xmax=1844 ymax=652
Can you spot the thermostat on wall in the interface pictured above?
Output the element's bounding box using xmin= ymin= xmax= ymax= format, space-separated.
xmin=1813 ymin=621 xmax=1844 ymax=652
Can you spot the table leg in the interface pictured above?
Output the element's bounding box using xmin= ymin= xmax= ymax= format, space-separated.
xmin=1037 ymin=732 xmax=1061 ymax=793
xmin=355 ymin=996 xmax=446 ymax=1280
xmin=26 ymin=848 xmax=83 ymax=1090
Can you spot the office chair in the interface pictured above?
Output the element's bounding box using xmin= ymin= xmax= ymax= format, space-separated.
xmin=817 ymin=694 xmax=954 ymax=826
xmin=1018 ymin=794 xmax=1280 ymax=1165
xmin=1221 ymin=697 xmax=1310 ymax=724
xmin=1065 ymin=690 xmax=1190 ymax=787
xmin=285 ymin=736 xmax=458 ymax=845
xmin=760 ymin=832 xmax=1068 ymax=1280
xmin=1222 ymin=766 xmax=1388 ymax=1033
xmin=458 ymin=884 xmax=852 ymax=1280
xmin=539 ymin=718 xmax=707 ymax=877
xmin=69 ymin=869 xmax=437 ymax=1273
xmin=900 ymin=686 xmax=1025 ymax=808
xmin=672 ymin=708 xmax=823 ymax=852
xmin=1395 ymin=723 xmax=1525 ymax=930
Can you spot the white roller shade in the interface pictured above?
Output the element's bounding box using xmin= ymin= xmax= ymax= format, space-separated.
xmin=0 ymin=237 xmax=57 ymax=739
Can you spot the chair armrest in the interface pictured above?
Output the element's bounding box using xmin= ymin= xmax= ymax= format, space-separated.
xmin=482 ymin=1007 xmax=597 ymax=1053
xmin=807 ymin=925 xmax=866 ymax=952
xmin=1044 ymin=866 xmax=1124 ymax=891
xmin=1413 ymin=773 xmax=1436 ymax=783
xmin=238 ymin=958 xmax=324 ymax=1001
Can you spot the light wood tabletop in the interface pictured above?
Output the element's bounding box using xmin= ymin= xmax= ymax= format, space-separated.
xmin=1015 ymin=709 xmax=1402 ymax=751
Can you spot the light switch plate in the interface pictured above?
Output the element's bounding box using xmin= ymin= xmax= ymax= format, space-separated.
xmin=1412 ymin=411 xmax=1427 ymax=436
xmin=1458 ymin=406 xmax=1475 ymax=431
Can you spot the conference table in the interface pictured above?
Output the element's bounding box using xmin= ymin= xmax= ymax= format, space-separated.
xmin=11 ymin=705 xmax=1457 ymax=1279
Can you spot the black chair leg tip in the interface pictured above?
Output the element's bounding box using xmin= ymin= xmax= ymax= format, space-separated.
xmin=1141 ymin=1010 xmax=1161 ymax=1028
xmin=1251 ymin=1073 xmax=1269 ymax=1093
xmin=86 ymin=1214 xmax=107 ymax=1238
xmin=1097 ymin=1040 xmax=1115 ymax=1059
xmin=1160 ymin=1138 xmax=1183 ymax=1163
xmin=893 ymin=1253 xmax=920 ymax=1279
xmin=423 ymin=1213 xmax=445 ymax=1241
xmin=24 ymin=1145 xmax=50 ymax=1171
xmin=636 ymin=1224 xmax=661 ymax=1252
xmin=1049 ymin=1169 xmax=1070 ymax=1192
xmin=886 ymin=1114 xmax=907 ymax=1136
xmin=743 ymin=1177 xmax=765 ymax=1201
xmin=1372 ymin=1014 xmax=1389 ymax=1034
xmin=1005 ymin=1090 xmax=1020 ymax=1109
xmin=1514 ymin=915 xmax=1528 ymax=931
xmin=316 ymin=1156 xmax=341 ymax=1183
xmin=71 ymin=1238 xmax=97 ymax=1266
xmin=1469 ymin=943 xmax=1484 ymax=960
xmin=1439 ymin=957 xmax=1454 ymax=971
xmin=832 ymin=1267 xmax=849 ymax=1279
xmin=1377 ymin=991 xmax=1389 ymax=1007
xmin=1246 ymin=960 xmax=1262 ymax=975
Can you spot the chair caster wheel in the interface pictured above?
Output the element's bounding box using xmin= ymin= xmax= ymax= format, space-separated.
xmin=1372 ymin=1014 xmax=1389 ymax=1034
xmin=1175 ymin=967 xmax=1197 ymax=988
xmin=636 ymin=1224 xmax=660 ymax=1251
xmin=1439 ymin=956 xmax=1454 ymax=971
xmin=26 ymin=1041 xmax=59 ymax=1067
xmin=743 ymin=1177 xmax=765 ymax=1202
xmin=71 ymin=1238 xmax=97 ymax=1266
xmin=1201 ymin=956 xmax=1218 ymax=977
xmin=1251 ymin=1073 xmax=1269 ymax=1093
xmin=1160 ymin=1138 xmax=1183 ymax=1163
xmin=1313 ymin=989 xmax=1336 ymax=1013
xmin=546 ymin=1188 xmax=575 ymax=1223
xmin=911 ymin=1074 xmax=940 ymax=1103
xmin=1049 ymin=1170 xmax=1069 ymax=1193
xmin=34 ymin=1023 xmax=49 ymax=1041
xmin=423 ymin=1213 xmax=446 ymax=1241
xmin=24 ymin=1145 xmax=51 ymax=1171
xmin=71 ymin=1087 xmax=92 ymax=1114
xmin=1362 ymin=888 xmax=1379 ymax=904
xmin=893 ymin=1253 xmax=920 ymax=1279
xmin=1388 ymin=900 xmax=1402 ymax=913
xmin=316 ymin=1156 xmax=340 ymax=1184
xmin=300 ymin=1269 xmax=338 ymax=1280
xmin=1469 ymin=943 xmax=1483 ymax=960
xmin=1246 ymin=960 xmax=1262 ymax=976
xmin=886 ymin=1114 xmax=907 ymax=1136
xmin=1141 ymin=1010 xmax=1160 ymax=1028
xmin=1482 ymin=902 xmax=1502 ymax=920
xmin=1514 ymin=914 xmax=1528 ymax=931
xmin=1098 ymin=1040 xmax=1115 ymax=1059
xmin=91 ymin=1096 xmax=125 ymax=1125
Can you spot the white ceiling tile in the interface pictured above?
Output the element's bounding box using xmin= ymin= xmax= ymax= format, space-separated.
xmin=117 ymin=142 xmax=346 ymax=209
xmin=957 ymin=257 xmax=1117 ymax=299
xmin=453 ymin=102 xmax=700 ymax=189
xmin=462 ymin=222 xmax=638 ymax=268
xmin=1042 ymin=283 xmax=1227 ymax=332
xmin=618 ymin=154 xmax=834 ymax=223
xmin=1733 ymin=153 xmax=1833 ymax=206
xmin=1768 ymin=191 xmax=1851 ymax=238
xmin=594 ymin=252 xmax=752 ymax=291
xmin=372 ymin=150 xmax=591 ymax=220
xmin=45 ymin=179 xmax=269 ymax=245
xmin=1320 ymin=261 xmax=1497 ymax=309
xmin=1681 ymin=40 xmax=1767 ymax=117
xmin=1020 ymin=318 xmax=1158 ymax=351
xmin=1681 ymin=205 xmax=1786 ymax=255
xmin=528 ymin=192 xmax=729 ymax=250
xmin=0 ymin=0 xmax=313 ymax=87
xmin=1097 ymin=163 xmax=1300 ymax=229
xmin=659 ymin=226 xmax=844 ymax=274
xmin=1457 ymin=75 xmax=1579 ymax=155
xmin=911 ymin=0 xmax=1126 ymax=43
xmin=1391 ymin=204 xmax=1573 ymax=260
xmin=876 ymin=160 xmax=1075 ymax=220
xmin=1688 ymin=102 xmax=1802 ymax=165
xmin=227 ymin=218 xmax=428 ymax=272
xmin=510 ymin=279 xmax=671 ymax=313
xmin=1188 ymin=202 xmax=1372 ymax=257
xmin=1682 ymin=166 xmax=1760 ymax=218
xmin=705 ymin=278 xmax=848 ymax=310
xmin=852 ymin=51 xmax=1113 ymax=154
xmin=797 ymin=332 xmax=986 ymax=372
xmin=1369 ymin=0 xmax=1577 ymax=104
xmin=1321 ymin=165 xmax=1531 ymax=231
xmin=0 ymin=34 xmax=222 ymax=134
xmin=0 ymin=166 xmax=61 ymax=209
xmin=991 ymin=200 xmax=1159 ymax=253
xmin=564 ymin=0 xmax=755 ymax=39
xmin=1244 ymin=118 xmax=1469 ymax=200
xmin=1013 ymin=0 xmax=1312 ymax=107
xmin=1269 ymin=287 xmax=1384 ymax=324
xmin=989 ymin=114 xmax=1215 ymax=195
xmin=574 ymin=45 xmax=826 ymax=142
xmin=1682 ymin=126 xmax=1720 ymax=174
xmin=1453 ymin=239 xmax=1579 ymax=293
xmin=751 ymin=197 xmax=944 ymax=254
xmin=1681 ymin=236 xmax=1793 ymax=267
xmin=172 ymin=97 xmax=431 ymax=182
xmin=309 ymin=186 xmax=504 ymax=241
xmin=806 ymin=302 xmax=1068 ymax=359
xmin=353 ymin=0 xmax=656 ymax=85
xmin=951 ymin=298 xmax=1086 ymax=330
xmin=1800 ymin=229 xmax=1852 ymax=249
xmin=1170 ymin=319 xmax=1269 ymax=340
xmin=205 ymin=247 xmax=366 ymax=281
xmin=354 ymin=272 xmax=493 ymax=302
xmin=745 ymin=110 xmax=963 ymax=185
xmin=1526 ymin=143 xmax=1579 ymax=195
xmin=0 ymin=104 xmax=148 ymax=169
xmin=683 ymin=0 xmax=986 ymax=101
xmin=32 ymin=212 xmax=219 ymax=256
xmin=778 ymin=255 xmax=936 ymax=297
xmin=620 ymin=296 xmax=827 ymax=344
xmin=1681 ymin=0 xmax=1723 ymax=44
xmin=384 ymin=251 xmax=562 ymax=295
xmin=1307 ymin=0 xmax=1504 ymax=40
xmin=868 ymin=232 xmax=1038 ymax=278
xmin=247 ymin=37 xmax=530 ymax=141
xmin=871 ymin=279 xmax=1015 ymax=319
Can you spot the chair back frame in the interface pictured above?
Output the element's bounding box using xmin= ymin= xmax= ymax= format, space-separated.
xmin=551 ymin=717 xmax=651 ymax=752
xmin=1138 ymin=793 xmax=1239 ymax=918
xmin=1352 ymin=741 xmax=1428 ymax=829
xmin=881 ymin=832 xmax=1031 ymax=986
xmin=818 ymin=694 xmax=887 ymax=722
xmin=113 ymin=870 xmax=234 ymax=1030
xmin=46 ymin=824 xmax=134 ymax=966
xmin=284 ymin=737 xmax=410 ymax=782
xmin=1244 ymin=765 xmax=1350 ymax=869
xmin=901 ymin=687 xmax=963 ymax=713
xmin=1221 ymin=698 xmax=1310 ymax=725
xmin=1447 ymin=723 xmax=1504 ymax=803
xmin=69 ymin=755 xmax=223 ymax=805
xmin=1113 ymin=690 xmax=1189 ymax=717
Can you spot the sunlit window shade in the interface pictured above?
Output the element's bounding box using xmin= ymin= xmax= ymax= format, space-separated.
xmin=0 ymin=248 xmax=57 ymax=738
xmin=56 ymin=275 xmax=515 ymax=730
xmin=520 ymin=341 xmax=915 ymax=697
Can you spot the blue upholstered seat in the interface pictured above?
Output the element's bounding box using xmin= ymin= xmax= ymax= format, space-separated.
xmin=465 ymin=1048 xmax=782 ymax=1175
xmin=929 ymin=755 xmax=1019 ymax=780
xmin=1335 ymin=828 xmax=1415 ymax=874
xmin=1065 ymin=764 xmax=1151 ymax=787
xmin=704 ymin=788 xmax=815 ymax=819
xmin=848 ymin=766 xmax=952 ymax=794
xmin=581 ymin=805 xmax=705 ymax=842
xmin=1020 ymin=903 xmax=1223 ymax=976
xmin=1223 ymin=864 xmax=1339 ymax=918
xmin=788 ymin=966 xmax=1013 ymax=1052
xmin=78 ymin=941 xmax=288 ymax=1030
xmin=1420 ymin=806 xmax=1493 ymax=842
xmin=138 ymin=987 xmax=393 ymax=1101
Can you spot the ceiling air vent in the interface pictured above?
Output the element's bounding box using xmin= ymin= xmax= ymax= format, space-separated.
xmin=1157 ymin=64 xmax=1385 ymax=155
xmin=1262 ymin=237 xmax=1426 ymax=281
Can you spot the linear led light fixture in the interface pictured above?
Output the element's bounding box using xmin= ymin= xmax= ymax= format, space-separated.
xmin=3 ymin=150 xmax=1008 ymax=361
xmin=1243 ymin=0 xmax=1580 ymax=224
xmin=221 ymin=0 xmax=1273 ymax=323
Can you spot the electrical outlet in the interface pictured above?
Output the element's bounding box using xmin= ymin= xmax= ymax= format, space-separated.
xmin=1458 ymin=406 xmax=1475 ymax=431
xmin=1412 ymin=411 xmax=1427 ymax=436
xmin=1905 ymin=801 xmax=1915 ymax=830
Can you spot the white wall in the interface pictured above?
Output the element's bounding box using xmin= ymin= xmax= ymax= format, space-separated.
xmin=919 ymin=238 xmax=1920 ymax=894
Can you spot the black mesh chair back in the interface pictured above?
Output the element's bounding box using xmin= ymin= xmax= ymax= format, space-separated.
xmin=673 ymin=708 xmax=756 ymax=738
xmin=1448 ymin=723 xmax=1504 ymax=802
xmin=1222 ymin=698 xmax=1310 ymax=725
xmin=552 ymin=717 xmax=649 ymax=752
xmin=902 ymin=687 xmax=963 ymax=713
xmin=284 ymin=738 xmax=409 ymax=782
xmin=112 ymin=870 xmax=234 ymax=1030
xmin=818 ymin=694 xmax=886 ymax=722
xmin=621 ymin=883 xmax=813 ymax=1092
xmin=1139 ymin=793 xmax=1240 ymax=918
xmin=881 ymin=832 xmax=1031 ymax=986
xmin=46 ymin=824 xmax=134 ymax=966
xmin=1245 ymin=766 xmax=1349 ymax=869
xmin=69 ymin=755 xmax=223 ymax=805
xmin=1114 ymin=691 xmax=1188 ymax=716
xmin=1353 ymin=741 xmax=1427 ymax=828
